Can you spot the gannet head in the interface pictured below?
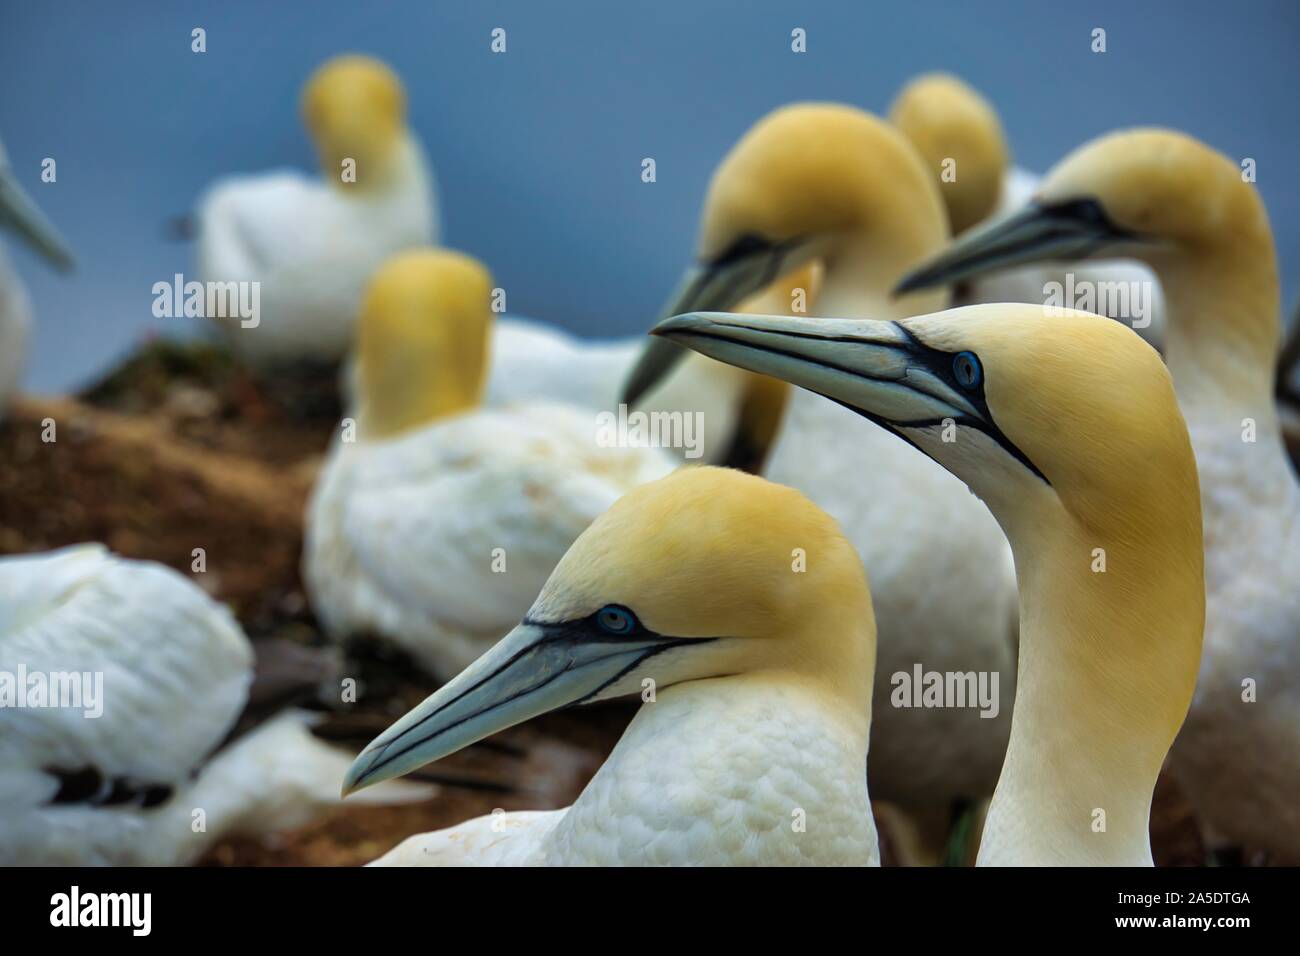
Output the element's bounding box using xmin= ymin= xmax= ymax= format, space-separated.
xmin=623 ymin=103 xmax=948 ymax=405
xmin=343 ymin=466 xmax=876 ymax=795
xmin=355 ymin=248 xmax=492 ymax=439
xmin=652 ymin=304 xmax=1201 ymax=544
xmin=889 ymin=73 xmax=1009 ymax=235
xmin=895 ymin=130 xmax=1276 ymax=319
xmin=301 ymin=54 xmax=408 ymax=188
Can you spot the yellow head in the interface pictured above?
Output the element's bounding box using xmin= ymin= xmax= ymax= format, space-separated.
xmin=344 ymin=467 xmax=876 ymax=793
xmin=699 ymin=103 xmax=949 ymax=298
xmin=656 ymin=304 xmax=1201 ymax=553
xmin=896 ymin=128 xmax=1281 ymax=364
xmin=301 ymin=54 xmax=408 ymax=188
xmin=889 ymin=73 xmax=1009 ymax=234
xmin=534 ymin=466 xmax=874 ymax=699
xmin=1037 ymin=129 xmax=1269 ymax=252
xmin=900 ymin=305 xmax=1202 ymax=546
xmin=355 ymin=248 xmax=492 ymax=439
xmin=621 ymin=103 xmax=948 ymax=407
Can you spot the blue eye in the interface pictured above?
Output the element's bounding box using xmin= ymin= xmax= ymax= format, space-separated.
xmin=952 ymin=351 xmax=982 ymax=390
xmin=596 ymin=605 xmax=638 ymax=636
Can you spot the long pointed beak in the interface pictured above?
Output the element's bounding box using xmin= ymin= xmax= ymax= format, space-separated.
xmin=894 ymin=200 xmax=1124 ymax=296
xmin=621 ymin=238 xmax=820 ymax=405
xmin=0 ymin=167 xmax=74 ymax=271
xmin=342 ymin=621 xmax=694 ymax=796
xmin=651 ymin=311 xmax=984 ymax=425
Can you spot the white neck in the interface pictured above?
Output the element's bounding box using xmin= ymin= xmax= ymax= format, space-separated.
xmin=542 ymin=673 xmax=878 ymax=865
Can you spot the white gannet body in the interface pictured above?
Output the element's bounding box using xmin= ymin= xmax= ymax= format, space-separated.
xmin=895 ymin=128 xmax=1300 ymax=862
xmin=889 ymin=74 xmax=1166 ymax=350
xmin=346 ymin=467 xmax=880 ymax=866
xmin=0 ymin=137 xmax=75 ymax=413
xmin=485 ymin=317 xmax=638 ymax=412
xmin=659 ymin=304 xmax=1205 ymax=866
xmin=0 ymin=544 xmax=421 ymax=865
xmin=195 ymin=55 xmax=436 ymax=365
xmin=484 ymin=263 xmax=819 ymax=470
xmin=622 ymin=105 xmax=1019 ymax=838
xmin=305 ymin=250 xmax=675 ymax=678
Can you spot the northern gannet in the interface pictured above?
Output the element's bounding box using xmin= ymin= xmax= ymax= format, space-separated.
xmin=621 ymin=104 xmax=1019 ymax=859
xmin=344 ymin=466 xmax=880 ymax=866
xmin=0 ymin=544 xmax=423 ymax=865
xmin=889 ymin=73 xmax=1166 ymax=349
xmin=0 ymin=138 xmax=74 ymax=415
xmin=194 ymin=54 xmax=437 ymax=365
xmin=656 ymin=303 xmax=1205 ymax=866
xmin=895 ymin=128 xmax=1300 ymax=862
xmin=304 ymin=249 xmax=675 ymax=679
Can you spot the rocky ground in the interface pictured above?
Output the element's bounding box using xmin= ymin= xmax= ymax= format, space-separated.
xmin=0 ymin=336 xmax=1212 ymax=865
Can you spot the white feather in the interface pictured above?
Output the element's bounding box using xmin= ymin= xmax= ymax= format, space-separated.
xmin=371 ymin=678 xmax=878 ymax=866
xmin=195 ymin=135 xmax=437 ymax=364
xmin=0 ymin=545 xmax=426 ymax=865
xmin=304 ymin=403 xmax=677 ymax=676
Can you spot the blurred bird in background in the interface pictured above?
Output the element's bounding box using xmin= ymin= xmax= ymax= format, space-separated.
xmin=0 ymin=545 xmax=427 ymax=865
xmin=192 ymin=55 xmax=438 ymax=367
xmin=0 ymin=136 xmax=74 ymax=417
xmin=304 ymin=248 xmax=675 ymax=678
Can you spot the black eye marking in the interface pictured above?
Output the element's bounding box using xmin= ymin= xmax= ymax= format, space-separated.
xmin=1038 ymin=196 xmax=1137 ymax=240
xmin=1048 ymin=197 xmax=1106 ymax=224
xmin=886 ymin=324 xmax=1049 ymax=484
xmin=952 ymin=351 xmax=982 ymax=390
xmin=708 ymin=232 xmax=773 ymax=268
xmin=595 ymin=604 xmax=638 ymax=636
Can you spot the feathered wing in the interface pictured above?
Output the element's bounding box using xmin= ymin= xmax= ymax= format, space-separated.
xmin=0 ymin=545 xmax=250 ymax=801
xmin=0 ymin=545 xmax=250 ymax=863
xmin=0 ymin=546 xmax=430 ymax=864
xmin=306 ymin=404 xmax=675 ymax=675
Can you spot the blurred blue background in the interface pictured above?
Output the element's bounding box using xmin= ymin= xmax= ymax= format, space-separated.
xmin=3 ymin=0 xmax=1298 ymax=392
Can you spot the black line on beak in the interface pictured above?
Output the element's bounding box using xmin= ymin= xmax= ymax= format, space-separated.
xmin=893 ymin=196 xmax=1137 ymax=297
xmin=668 ymin=321 xmax=1050 ymax=485
xmin=355 ymin=618 xmax=702 ymax=786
